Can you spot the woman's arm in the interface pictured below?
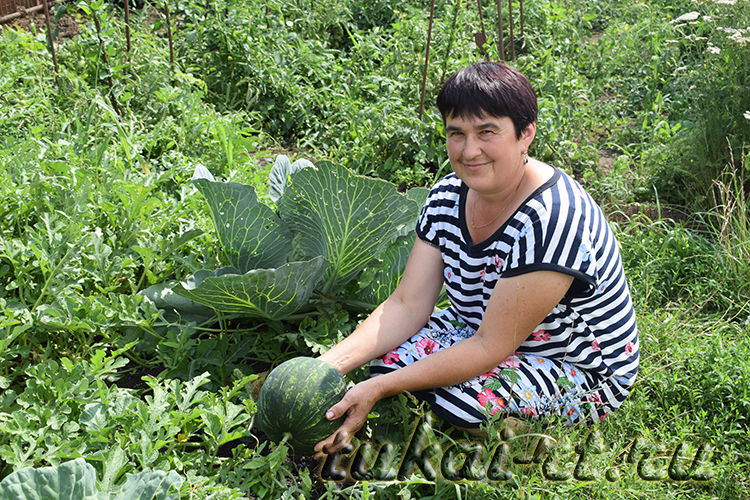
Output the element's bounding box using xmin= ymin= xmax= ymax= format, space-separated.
xmin=373 ymin=270 xmax=573 ymax=395
xmin=318 ymin=237 xmax=445 ymax=375
xmin=314 ymin=269 xmax=574 ymax=458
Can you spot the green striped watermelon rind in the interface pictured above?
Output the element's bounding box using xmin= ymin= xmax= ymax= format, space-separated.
xmin=256 ymin=356 xmax=348 ymax=456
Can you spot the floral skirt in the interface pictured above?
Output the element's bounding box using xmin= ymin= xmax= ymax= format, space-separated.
xmin=369 ymin=320 xmax=615 ymax=427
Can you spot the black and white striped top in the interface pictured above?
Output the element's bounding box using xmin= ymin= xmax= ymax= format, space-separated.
xmin=416 ymin=169 xmax=639 ymax=394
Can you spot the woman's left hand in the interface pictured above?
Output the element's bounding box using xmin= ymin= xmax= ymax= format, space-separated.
xmin=313 ymin=377 xmax=383 ymax=460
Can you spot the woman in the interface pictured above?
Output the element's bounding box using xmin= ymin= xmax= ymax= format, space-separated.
xmin=314 ymin=62 xmax=639 ymax=458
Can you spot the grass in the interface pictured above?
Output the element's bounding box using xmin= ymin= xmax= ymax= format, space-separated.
xmin=0 ymin=0 xmax=749 ymax=498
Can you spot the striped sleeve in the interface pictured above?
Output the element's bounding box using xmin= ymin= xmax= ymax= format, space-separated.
xmin=416 ymin=174 xmax=462 ymax=249
xmin=503 ymin=175 xmax=604 ymax=297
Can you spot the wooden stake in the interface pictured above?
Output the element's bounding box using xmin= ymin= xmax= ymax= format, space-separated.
xmin=41 ymin=0 xmax=58 ymax=75
xmin=496 ymin=0 xmax=504 ymax=61
xmin=164 ymin=0 xmax=174 ymax=69
xmin=508 ymin=0 xmax=515 ymax=60
xmin=475 ymin=0 xmax=488 ymax=58
xmin=440 ymin=0 xmax=462 ymax=84
xmin=418 ymin=0 xmax=436 ymax=121
xmin=92 ymin=10 xmax=122 ymax=115
xmin=124 ymin=0 xmax=132 ymax=55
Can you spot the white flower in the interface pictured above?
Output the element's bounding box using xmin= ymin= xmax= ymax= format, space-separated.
xmin=744 ymin=111 xmax=750 ymax=120
xmin=707 ymin=44 xmax=721 ymax=54
xmin=671 ymin=11 xmax=700 ymax=24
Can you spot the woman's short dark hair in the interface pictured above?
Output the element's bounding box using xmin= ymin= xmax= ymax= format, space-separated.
xmin=436 ymin=62 xmax=538 ymax=139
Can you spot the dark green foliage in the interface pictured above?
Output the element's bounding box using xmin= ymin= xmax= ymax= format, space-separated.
xmin=1 ymin=0 xmax=749 ymax=497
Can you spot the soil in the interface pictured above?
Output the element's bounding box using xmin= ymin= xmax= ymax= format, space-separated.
xmin=2 ymin=10 xmax=79 ymax=39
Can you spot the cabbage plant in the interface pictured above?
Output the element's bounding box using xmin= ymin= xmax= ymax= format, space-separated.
xmin=142 ymin=156 xmax=428 ymax=322
xmin=0 ymin=458 xmax=183 ymax=500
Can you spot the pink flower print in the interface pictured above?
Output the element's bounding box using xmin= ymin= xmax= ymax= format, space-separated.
xmin=625 ymin=342 xmax=635 ymax=357
xmin=416 ymin=338 xmax=439 ymax=357
xmin=499 ymin=355 xmax=521 ymax=369
xmin=588 ymin=392 xmax=602 ymax=405
xmin=494 ymin=255 xmax=505 ymax=273
xmin=479 ymin=268 xmax=486 ymax=282
xmin=599 ymin=413 xmax=609 ymax=421
xmin=520 ymin=406 xmax=538 ymax=417
xmin=480 ymin=367 xmax=501 ymax=381
xmin=477 ymin=389 xmax=506 ymax=416
xmin=595 ymin=280 xmax=609 ymax=295
xmin=591 ymin=339 xmax=601 ymax=351
xmin=381 ymin=350 xmax=400 ymax=365
xmin=532 ymin=330 xmax=551 ymax=342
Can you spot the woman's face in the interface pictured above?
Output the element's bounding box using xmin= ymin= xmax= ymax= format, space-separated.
xmin=445 ymin=113 xmax=535 ymax=195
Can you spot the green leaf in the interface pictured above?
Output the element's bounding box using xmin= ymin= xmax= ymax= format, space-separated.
xmin=398 ymin=186 xmax=430 ymax=238
xmin=192 ymin=168 xmax=291 ymax=272
xmin=355 ymin=235 xmax=413 ymax=310
xmin=499 ymin=369 xmax=521 ymax=384
xmin=110 ymin=469 xmax=183 ymax=500
xmin=268 ymin=155 xmax=314 ymax=203
xmin=0 ymin=458 xmax=183 ymax=500
xmin=139 ymin=280 xmax=216 ymax=324
xmin=174 ymin=257 xmax=328 ymax=320
xmin=278 ymin=162 xmax=419 ymax=292
xmin=555 ymin=376 xmax=575 ymax=389
xmin=0 ymin=458 xmax=99 ymax=499
xmin=99 ymin=446 xmax=128 ymax=493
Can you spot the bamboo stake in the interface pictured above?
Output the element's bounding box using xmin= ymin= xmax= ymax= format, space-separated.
xmin=519 ymin=0 xmax=524 ymax=40
xmin=41 ymin=0 xmax=58 ymax=75
xmin=496 ymin=0 xmax=504 ymax=61
xmin=418 ymin=0 xmax=436 ymax=121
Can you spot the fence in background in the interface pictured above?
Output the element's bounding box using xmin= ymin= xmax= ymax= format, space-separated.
xmin=0 ymin=0 xmax=64 ymax=24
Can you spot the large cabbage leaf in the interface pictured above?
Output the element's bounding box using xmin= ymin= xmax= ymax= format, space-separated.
xmin=139 ymin=279 xmax=217 ymax=324
xmin=192 ymin=174 xmax=291 ymax=272
xmin=354 ymin=186 xmax=432 ymax=310
xmin=0 ymin=458 xmax=183 ymax=500
xmin=354 ymin=235 xmax=414 ymax=310
xmin=278 ymin=162 xmax=419 ymax=292
xmin=174 ymin=257 xmax=328 ymax=320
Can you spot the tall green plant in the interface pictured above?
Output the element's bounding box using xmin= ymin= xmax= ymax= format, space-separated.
xmin=143 ymin=156 xmax=422 ymax=322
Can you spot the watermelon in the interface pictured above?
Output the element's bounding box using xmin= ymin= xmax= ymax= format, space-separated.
xmin=256 ymin=356 xmax=347 ymax=455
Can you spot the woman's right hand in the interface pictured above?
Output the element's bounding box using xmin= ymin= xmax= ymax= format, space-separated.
xmin=313 ymin=377 xmax=384 ymax=460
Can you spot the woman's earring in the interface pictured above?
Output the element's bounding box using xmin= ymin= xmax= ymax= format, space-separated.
xmin=523 ymin=152 xmax=529 ymax=165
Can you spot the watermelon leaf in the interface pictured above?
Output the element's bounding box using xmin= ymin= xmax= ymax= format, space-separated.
xmin=278 ymin=161 xmax=419 ymax=292
xmin=174 ymin=257 xmax=328 ymax=320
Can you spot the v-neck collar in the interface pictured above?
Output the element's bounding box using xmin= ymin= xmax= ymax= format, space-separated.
xmin=457 ymin=168 xmax=561 ymax=249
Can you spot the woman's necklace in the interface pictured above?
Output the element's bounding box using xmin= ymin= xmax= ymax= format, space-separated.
xmin=469 ymin=166 xmax=528 ymax=229
xmin=470 ymin=195 xmax=505 ymax=229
